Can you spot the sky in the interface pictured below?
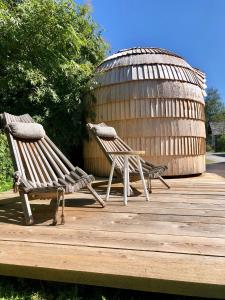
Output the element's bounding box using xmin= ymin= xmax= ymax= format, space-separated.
xmin=78 ymin=0 xmax=225 ymax=100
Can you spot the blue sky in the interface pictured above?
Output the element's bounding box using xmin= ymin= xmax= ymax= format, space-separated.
xmin=78 ymin=0 xmax=225 ymax=100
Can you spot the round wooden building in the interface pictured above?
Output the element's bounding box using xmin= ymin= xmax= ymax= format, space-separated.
xmin=84 ymin=47 xmax=206 ymax=176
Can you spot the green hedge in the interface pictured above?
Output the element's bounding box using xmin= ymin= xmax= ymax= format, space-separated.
xmin=216 ymin=135 xmax=225 ymax=152
xmin=0 ymin=132 xmax=13 ymax=191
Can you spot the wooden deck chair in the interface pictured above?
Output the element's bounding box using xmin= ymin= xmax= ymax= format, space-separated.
xmin=2 ymin=113 xmax=105 ymax=226
xmin=87 ymin=123 xmax=170 ymax=193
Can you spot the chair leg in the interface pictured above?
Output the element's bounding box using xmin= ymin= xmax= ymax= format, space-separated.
xmin=147 ymin=178 xmax=152 ymax=193
xmin=159 ymin=176 xmax=170 ymax=189
xmin=51 ymin=198 xmax=58 ymax=226
xmin=20 ymin=192 xmax=34 ymax=225
xmin=87 ymin=184 xmax=105 ymax=207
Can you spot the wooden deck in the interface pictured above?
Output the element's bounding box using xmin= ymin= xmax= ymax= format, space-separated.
xmin=0 ymin=170 xmax=225 ymax=298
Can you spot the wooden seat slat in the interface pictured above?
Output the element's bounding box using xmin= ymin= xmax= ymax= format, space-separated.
xmin=30 ymin=142 xmax=52 ymax=183
xmin=21 ymin=141 xmax=41 ymax=185
xmin=34 ymin=142 xmax=58 ymax=182
xmin=110 ymin=139 xmax=138 ymax=172
xmin=108 ymin=140 xmax=125 ymax=169
xmin=70 ymin=171 xmax=81 ymax=181
xmin=98 ymin=138 xmax=114 ymax=162
xmin=103 ymin=140 xmax=119 ymax=166
xmin=42 ymin=139 xmax=70 ymax=175
xmin=52 ymin=181 xmax=62 ymax=187
xmin=114 ymin=139 xmax=137 ymax=172
xmin=26 ymin=142 xmax=47 ymax=185
xmin=45 ymin=136 xmax=75 ymax=172
xmin=18 ymin=141 xmax=37 ymax=187
xmin=65 ymin=175 xmax=76 ymax=184
xmin=37 ymin=140 xmax=65 ymax=179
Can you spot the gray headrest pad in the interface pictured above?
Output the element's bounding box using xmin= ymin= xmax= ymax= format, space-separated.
xmin=93 ymin=125 xmax=117 ymax=138
xmin=8 ymin=122 xmax=45 ymax=140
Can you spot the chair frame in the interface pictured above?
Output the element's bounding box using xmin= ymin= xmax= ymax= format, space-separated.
xmin=2 ymin=113 xmax=105 ymax=225
xmin=87 ymin=122 xmax=170 ymax=193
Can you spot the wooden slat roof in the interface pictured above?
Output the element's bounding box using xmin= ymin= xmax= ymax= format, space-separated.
xmin=95 ymin=47 xmax=206 ymax=97
xmin=102 ymin=47 xmax=183 ymax=63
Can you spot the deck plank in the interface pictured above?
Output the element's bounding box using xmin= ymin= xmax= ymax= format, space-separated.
xmin=0 ymin=172 xmax=225 ymax=298
xmin=0 ymin=240 xmax=225 ymax=298
xmin=0 ymin=224 xmax=225 ymax=256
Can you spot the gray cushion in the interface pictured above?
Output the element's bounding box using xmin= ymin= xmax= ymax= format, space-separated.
xmin=93 ymin=125 xmax=117 ymax=138
xmin=8 ymin=122 xmax=45 ymax=140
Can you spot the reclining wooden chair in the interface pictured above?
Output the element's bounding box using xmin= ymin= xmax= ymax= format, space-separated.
xmin=87 ymin=123 xmax=170 ymax=193
xmin=2 ymin=113 xmax=105 ymax=226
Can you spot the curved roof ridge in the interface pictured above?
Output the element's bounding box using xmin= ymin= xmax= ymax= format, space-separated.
xmin=102 ymin=47 xmax=183 ymax=64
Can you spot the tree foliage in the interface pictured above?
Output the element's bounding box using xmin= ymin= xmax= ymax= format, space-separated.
xmin=205 ymin=88 xmax=225 ymax=124
xmin=205 ymin=88 xmax=225 ymax=150
xmin=0 ymin=132 xmax=13 ymax=190
xmin=0 ymin=0 xmax=108 ymax=163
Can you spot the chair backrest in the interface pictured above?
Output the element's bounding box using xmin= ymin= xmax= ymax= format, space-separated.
xmin=87 ymin=123 xmax=144 ymax=174
xmin=3 ymin=113 xmax=81 ymax=188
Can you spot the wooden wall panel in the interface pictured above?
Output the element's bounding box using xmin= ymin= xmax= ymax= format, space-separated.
xmin=84 ymin=48 xmax=206 ymax=176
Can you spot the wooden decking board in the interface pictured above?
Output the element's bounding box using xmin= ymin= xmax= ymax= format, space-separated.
xmin=0 ymin=172 xmax=225 ymax=298
xmin=0 ymin=225 xmax=225 ymax=257
xmin=0 ymin=241 xmax=225 ymax=298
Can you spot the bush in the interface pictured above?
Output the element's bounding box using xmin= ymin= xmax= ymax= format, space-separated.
xmin=216 ymin=135 xmax=225 ymax=152
xmin=206 ymin=143 xmax=213 ymax=152
xmin=0 ymin=0 xmax=108 ymax=164
xmin=0 ymin=132 xmax=13 ymax=191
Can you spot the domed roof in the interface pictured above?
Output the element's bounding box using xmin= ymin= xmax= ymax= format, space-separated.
xmin=95 ymin=47 xmax=206 ymax=95
xmin=102 ymin=47 xmax=182 ymax=62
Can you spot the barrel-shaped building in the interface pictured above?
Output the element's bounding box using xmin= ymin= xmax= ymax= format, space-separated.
xmin=84 ymin=47 xmax=206 ymax=176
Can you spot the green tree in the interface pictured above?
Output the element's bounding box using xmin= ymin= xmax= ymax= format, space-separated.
xmin=205 ymin=88 xmax=225 ymax=150
xmin=0 ymin=0 xmax=107 ymax=163
xmin=205 ymin=88 xmax=225 ymax=124
xmin=0 ymin=132 xmax=13 ymax=191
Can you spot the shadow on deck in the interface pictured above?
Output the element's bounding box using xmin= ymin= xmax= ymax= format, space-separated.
xmin=0 ymin=170 xmax=225 ymax=299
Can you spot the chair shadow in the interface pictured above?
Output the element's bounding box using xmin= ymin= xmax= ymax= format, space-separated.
xmin=0 ymin=199 xmax=24 ymax=225
xmin=83 ymin=185 xmax=142 ymax=197
xmin=0 ymin=183 xmax=143 ymax=226
xmin=0 ymin=198 xmax=56 ymax=225
xmin=0 ymin=195 xmax=107 ymax=226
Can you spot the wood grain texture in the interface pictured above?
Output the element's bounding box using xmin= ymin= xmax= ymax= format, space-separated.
xmin=0 ymin=171 xmax=225 ymax=298
xmin=84 ymin=47 xmax=206 ymax=176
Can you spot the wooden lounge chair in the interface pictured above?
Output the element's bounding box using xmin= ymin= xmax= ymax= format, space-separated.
xmin=87 ymin=123 xmax=170 ymax=193
xmin=1 ymin=112 xmax=105 ymax=226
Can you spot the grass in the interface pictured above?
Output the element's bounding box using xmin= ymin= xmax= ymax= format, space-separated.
xmin=0 ymin=181 xmax=12 ymax=192
xmin=0 ymin=276 xmax=218 ymax=300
